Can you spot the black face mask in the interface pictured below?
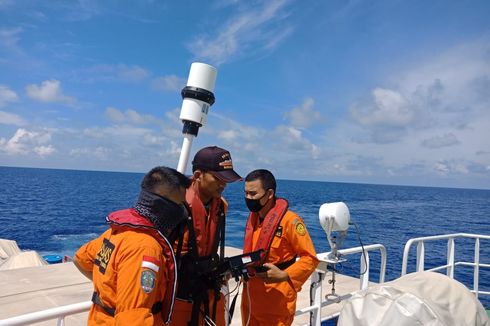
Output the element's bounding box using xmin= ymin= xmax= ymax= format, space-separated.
xmin=134 ymin=189 xmax=189 ymax=236
xmin=245 ymin=192 xmax=269 ymax=213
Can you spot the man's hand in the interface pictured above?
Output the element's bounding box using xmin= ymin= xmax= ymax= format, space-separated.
xmin=255 ymin=263 xmax=289 ymax=284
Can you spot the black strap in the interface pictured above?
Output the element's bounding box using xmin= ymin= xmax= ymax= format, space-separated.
xmin=92 ymin=292 xmax=115 ymax=317
xmin=276 ymin=257 xmax=297 ymax=270
xmin=184 ymin=199 xmax=226 ymax=326
xmin=218 ymin=200 xmax=226 ymax=261
xmin=175 ymin=221 xmax=186 ymax=270
xmin=227 ymin=282 xmax=240 ymax=324
xmin=92 ymin=292 xmax=162 ymax=317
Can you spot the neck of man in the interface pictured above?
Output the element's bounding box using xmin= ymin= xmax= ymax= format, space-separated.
xmin=258 ymin=197 xmax=276 ymax=220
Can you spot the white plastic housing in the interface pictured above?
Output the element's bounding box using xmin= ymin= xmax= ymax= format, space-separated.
xmin=319 ymin=202 xmax=351 ymax=233
xmin=179 ymin=62 xmax=217 ymax=126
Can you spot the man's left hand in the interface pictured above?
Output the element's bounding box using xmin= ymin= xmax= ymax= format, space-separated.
xmin=255 ymin=263 xmax=289 ymax=284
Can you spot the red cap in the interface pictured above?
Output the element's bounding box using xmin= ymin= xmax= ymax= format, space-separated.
xmin=192 ymin=146 xmax=242 ymax=183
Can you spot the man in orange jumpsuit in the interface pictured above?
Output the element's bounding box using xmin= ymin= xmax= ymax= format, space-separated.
xmin=171 ymin=146 xmax=242 ymax=326
xmin=74 ymin=166 xmax=191 ymax=325
xmin=241 ymin=169 xmax=319 ymax=326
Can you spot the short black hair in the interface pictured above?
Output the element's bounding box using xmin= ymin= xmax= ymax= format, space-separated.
xmin=141 ymin=166 xmax=191 ymax=193
xmin=245 ymin=169 xmax=276 ymax=193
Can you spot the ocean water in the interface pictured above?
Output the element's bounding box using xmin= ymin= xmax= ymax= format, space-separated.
xmin=1 ymin=166 xmax=489 ymax=307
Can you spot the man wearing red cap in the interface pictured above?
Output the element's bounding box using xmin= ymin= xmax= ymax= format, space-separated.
xmin=170 ymin=146 xmax=242 ymax=326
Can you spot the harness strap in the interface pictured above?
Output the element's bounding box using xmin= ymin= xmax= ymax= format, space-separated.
xmin=275 ymin=257 xmax=297 ymax=270
xmin=92 ymin=292 xmax=115 ymax=317
xmin=184 ymin=199 xmax=226 ymax=326
xmin=91 ymin=292 xmax=162 ymax=317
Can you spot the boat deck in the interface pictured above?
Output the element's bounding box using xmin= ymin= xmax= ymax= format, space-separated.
xmin=0 ymin=247 xmax=362 ymax=325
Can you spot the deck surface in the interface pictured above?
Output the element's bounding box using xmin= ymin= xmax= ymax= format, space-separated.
xmin=0 ymin=247 xmax=362 ymax=325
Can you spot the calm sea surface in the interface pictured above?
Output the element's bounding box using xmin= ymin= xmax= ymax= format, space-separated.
xmin=1 ymin=166 xmax=489 ymax=306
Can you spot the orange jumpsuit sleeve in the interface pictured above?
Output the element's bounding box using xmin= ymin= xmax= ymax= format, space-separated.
xmin=74 ymin=230 xmax=108 ymax=272
xmin=283 ymin=212 xmax=319 ymax=292
xmin=113 ymin=240 xmax=166 ymax=325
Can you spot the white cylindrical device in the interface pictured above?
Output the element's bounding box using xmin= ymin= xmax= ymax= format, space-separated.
xmin=176 ymin=62 xmax=218 ymax=174
xmin=319 ymin=202 xmax=351 ymax=232
xmin=179 ymin=62 xmax=217 ymax=130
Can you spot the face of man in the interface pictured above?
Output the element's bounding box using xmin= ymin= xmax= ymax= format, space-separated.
xmin=195 ymin=170 xmax=227 ymax=201
xmin=244 ymin=179 xmax=272 ymax=208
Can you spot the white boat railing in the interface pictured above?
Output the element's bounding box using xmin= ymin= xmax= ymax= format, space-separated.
xmin=298 ymin=243 xmax=387 ymax=326
xmin=401 ymin=233 xmax=490 ymax=298
xmin=2 ymin=234 xmax=488 ymax=326
xmin=0 ymin=301 xmax=91 ymax=326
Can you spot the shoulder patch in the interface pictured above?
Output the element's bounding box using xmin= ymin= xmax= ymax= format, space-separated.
xmin=94 ymin=238 xmax=115 ymax=274
xmin=141 ymin=269 xmax=156 ymax=294
xmin=295 ymin=222 xmax=306 ymax=236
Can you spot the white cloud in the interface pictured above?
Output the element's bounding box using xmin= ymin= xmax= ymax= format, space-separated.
xmin=105 ymin=107 xmax=158 ymax=125
xmin=34 ymin=145 xmax=56 ymax=157
xmin=105 ymin=107 xmax=125 ymax=122
xmin=0 ymin=85 xmax=18 ymax=107
xmin=348 ymin=40 xmax=490 ymax=147
xmin=0 ymin=27 xmax=22 ymax=53
xmin=70 ymin=146 xmax=111 ymax=160
xmin=351 ymin=88 xmax=414 ymax=128
xmin=315 ymin=39 xmax=490 ymax=186
xmin=187 ymin=0 xmax=292 ymax=65
xmin=86 ymin=64 xmax=149 ymax=82
xmin=25 ymin=79 xmax=76 ymax=105
xmin=152 ymin=75 xmax=186 ymax=92
xmin=421 ymin=133 xmax=460 ymax=149
xmin=0 ymin=110 xmax=25 ymax=126
xmin=205 ymin=112 xmax=320 ymax=169
xmin=274 ymin=125 xmax=320 ymax=159
xmin=284 ymin=97 xmax=323 ymax=128
xmin=0 ymin=128 xmax=54 ymax=156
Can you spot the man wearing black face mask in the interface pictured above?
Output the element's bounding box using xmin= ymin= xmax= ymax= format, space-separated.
xmin=241 ymin=169 xmax=319 ymax=326
xmin=74 ymin=166 xmax=191 ymax=326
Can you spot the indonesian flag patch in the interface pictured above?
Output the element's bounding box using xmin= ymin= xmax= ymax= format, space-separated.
xmin=141 ymin=255 xmax=160 ymax=272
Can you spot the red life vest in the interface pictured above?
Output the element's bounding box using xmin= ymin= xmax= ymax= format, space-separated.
xmin=243 ymin=198 xmax=289 ymax=263
xmin=107 ymin=208 xmax=177 ymax=324
xmin=186 ymin=185 xmax=226 ymax=256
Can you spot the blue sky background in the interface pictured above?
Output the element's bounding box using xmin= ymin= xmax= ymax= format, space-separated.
xmin=0 ymin=0 xmax=489 ymax=189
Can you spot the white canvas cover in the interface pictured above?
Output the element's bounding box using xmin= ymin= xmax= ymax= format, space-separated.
xmin=338 ymin=271 xmax=489 ymax=326
xmin=0 ymin=239 xmax=22 ymax=262
xmin=0 ymin=250 xmax=48 ymax=270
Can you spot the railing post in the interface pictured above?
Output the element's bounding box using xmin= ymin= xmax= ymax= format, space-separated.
xmin=416 ymin=241 xmax=425 ymax=272
xmin=474 ymin=238 xmax=480 ymax=298
xmin=379 ymin=246 xmax=386 ymax=283
xmin=310 ymin=271 xmax=324 ymax=326
xmin=360 ymin=251 xmax=370 ymax=290
xmin=447 ymin=238 xmax=455 ymax=278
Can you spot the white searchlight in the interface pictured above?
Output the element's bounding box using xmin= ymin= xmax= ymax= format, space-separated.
xmin=319 ymin=202 xmax=350 ymax=263
xmin=318 ymin=202 xmax=351 ymax=300
xmin=176 ymin=62 xmax=217 ymax=173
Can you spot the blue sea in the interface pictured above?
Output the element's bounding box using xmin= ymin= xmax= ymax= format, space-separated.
xmin=1 ymin=166 xmax=489 ymax=307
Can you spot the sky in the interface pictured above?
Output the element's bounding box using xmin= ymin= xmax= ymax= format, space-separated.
xmin=0 ymin=0 xmax=489 ymax=190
